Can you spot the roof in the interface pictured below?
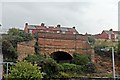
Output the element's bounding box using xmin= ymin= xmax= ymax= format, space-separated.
xmin=113 ymin=31 xmax=120 ymax=34
xmin=26 ymin=23 xmax=79 ymax=34
xmin=102 ymin=30 xmax=120 ymax=34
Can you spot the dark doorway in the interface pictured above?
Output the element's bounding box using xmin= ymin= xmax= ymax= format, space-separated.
xmin=51 ymin=51 xmax=72 ymax=62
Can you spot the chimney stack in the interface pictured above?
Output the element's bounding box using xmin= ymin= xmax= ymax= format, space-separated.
xmin=24 ymin=22 xmax=29 ymax=33
xmin=73 ymin=26 xmax=75 ymax=29
xmin=25 ymin=22 xmax=28 ymax=26
xmin=41 ymin=23 xmax=45 ymax=27
xmin=57 ymin=24 xmax=61 ymax=27
xmin=109 ymin=29 xmax=113 ymax=31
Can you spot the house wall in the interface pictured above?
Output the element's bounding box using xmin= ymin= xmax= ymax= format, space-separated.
xmin=96 ymin=31 xmax=116 ymax=41
xmin=98 ymin=31 xmax=109 ymax=39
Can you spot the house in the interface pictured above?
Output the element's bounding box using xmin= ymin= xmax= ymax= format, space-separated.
xmin=24 ymin=23 xmax=79 ymax=35
xmin=95 ymin=29 xmax=120 ymax=41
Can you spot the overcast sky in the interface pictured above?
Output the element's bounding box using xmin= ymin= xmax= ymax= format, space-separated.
xmin=0 ymin=0 xmax=119 ymax=34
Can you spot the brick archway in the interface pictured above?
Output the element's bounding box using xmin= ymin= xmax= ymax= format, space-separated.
xmin=51 ymin=51 xmax=73 ymax=61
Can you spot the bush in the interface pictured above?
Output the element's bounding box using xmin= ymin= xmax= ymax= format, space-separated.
xmin=25 ymin=54 xmax=45 ymax=64
xmin=61 ymin=63 xmax=81 ymax=73
xmin=94 ymin=46 xmax=111 ymax=57
xmin=57 ymin=72 xmax=70 ymax=78
xmin=38 ymin=58 xmax=61 ymax=78
xmin=25 ymin=54 xmax=61 ymax=78
xmin=81 ymin=62 xmax=96 ymax=73
xmin=72 ymin=53 xmax=91 ymax=65
xmin=7 ymin=60 xmax=43 ymax=79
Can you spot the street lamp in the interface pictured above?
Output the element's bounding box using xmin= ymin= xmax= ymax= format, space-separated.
xmin=0 ymin=62 xmax=14 ymax=80
xmin=111 ymin=47 xmax=115 ymax=79
xmin=102 ymin=47 xmax=115 ymax=79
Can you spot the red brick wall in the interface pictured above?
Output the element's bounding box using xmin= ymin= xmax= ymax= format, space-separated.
xmin=39 ymin=37 xmax=92 ymax=55
xmin=17 ymin=40 xmax=35 ymax=61
xmin=17 ymin=32 xmax=92 ymax=60
xmin=98 ymin=31 xmax=109 ymax=39
xmin=96 ymin=31 xmax=116 ymax=41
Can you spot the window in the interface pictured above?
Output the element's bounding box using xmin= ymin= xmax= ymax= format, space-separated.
xmin=57 ymin=31 xmax=60 ymax=33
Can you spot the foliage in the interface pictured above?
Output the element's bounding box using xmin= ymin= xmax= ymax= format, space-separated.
xmin=2 ymin=28 xmax=33 ymax=62
xmin=7 ymin=60 xmax=43 ymax=79
xmin=94 ymin=45 xmax=117 ymax=57
xmin=72 ymin=53 xmax=91 ymax=65
xmin=60 ymin=63 xmax=81 ymax=73
xmin=34 ymin=33 xmax=39 ymax=41
xmin=81 ymin=62 xmax=96 ymax=73
xmin=117 ymin=41 xmax=120 ymax=60
xmin=94 ymin=39 xmax=118 ymax=52
xmin=34 ymin=33 xmax=40 ymax=54
xmin=8 ymin=28 xmax=33 ymax=42
xmin=106 ymin=73 xmax=113 ymax=78
xmin=34 ymin=41 xmax=40 ymax=54
xmin=71 ymin=53 xmax=96 ymax=74
xmin=3 ymin=28 xmax=33 ymax=48
xmin=25 ymin=53 xmax=96 ymax=78
xmin=25 ymin=54 xmax=61 ymax=78
xmin=2 ymin=40 xmax=17 ymax=62
xmin=25 ymin=54 xmax=45 ymax=64
xmin=94 ymin=45 xmax=108 ymax=55
xmin=57 ymin=72 xmax=70 ymax=78
xmin=87 ymin=36 xmax=95 ymax=45
xmin=54 ymin=72 xmax=85 ymax=78
xmin=38 ymin=58 xmax=61 ymax=78
xmin=8 ymin=28 xmax=21 ymax=36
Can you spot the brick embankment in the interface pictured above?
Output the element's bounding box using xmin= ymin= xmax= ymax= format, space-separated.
xmin=17 ymin=40 xmax=35 ymax=61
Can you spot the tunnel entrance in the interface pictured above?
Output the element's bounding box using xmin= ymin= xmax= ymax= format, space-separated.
xmin=51 ymin=51 xmax=72 ymax=62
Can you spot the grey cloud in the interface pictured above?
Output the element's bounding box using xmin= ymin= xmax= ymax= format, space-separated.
xmin=2 ymin=2 xmax=91 ymax=32
xmin=2 ymin=1 xmax=118 ymax=34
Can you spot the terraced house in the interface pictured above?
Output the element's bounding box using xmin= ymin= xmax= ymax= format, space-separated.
xmin=95 ymin=29 xmax=120 ymax=41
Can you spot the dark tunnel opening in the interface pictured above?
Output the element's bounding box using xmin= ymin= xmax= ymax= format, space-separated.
xmin=51 ymin=51 xmax=73 ymax=62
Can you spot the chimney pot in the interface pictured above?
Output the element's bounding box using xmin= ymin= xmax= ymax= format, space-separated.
xmin=109 ymin=29 xmax=113 ymax=31
xmin=57 ymin=24 xmax=61 ymax=27
xmin=41 ymin=23 xmax=45 ymax=27
xmin=25 ymin=23 xmax=28 ymax=26
xmin=73 ymin=26 xmax=75 ymax=29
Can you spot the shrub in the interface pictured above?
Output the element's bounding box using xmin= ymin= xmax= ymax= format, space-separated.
xmin=25 ymin=54 xmax=45 ymax=64
xmin=61 ymin=63 xmax=81 ymax=73
xmin=58 ymin=72 xmax=70 ymax=78
xmin=38 ymin=58 xmax=61 ymax=78
xmin=72 ymin=53 xmax=91 ymax=65
xmin=81 ymin=62 xmax=96 ymax=73
xmin=7 ymin=60 xmax=43 ymax=79
xmin=25 ymin=54 xmax=61 ymax=78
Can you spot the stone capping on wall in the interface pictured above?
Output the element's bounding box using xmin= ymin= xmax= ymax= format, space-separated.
xmin=37 ymin=32 xmax=87 ymax=41
xmin=40 ymin=46 xmax=92 ymax=50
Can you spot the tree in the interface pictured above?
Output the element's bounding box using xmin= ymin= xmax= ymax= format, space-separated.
xmin=8 ymin=28 xmax=20 ymax=36
xmin=7 ymin=60 xmax=43 ymax=79
xmin=2 ymin=28 xmax=33 ymax=61
xmin=2 ymin=40 xmax=17 ymax=62
xmin=6 ymin=28 xmax=33 ymax=48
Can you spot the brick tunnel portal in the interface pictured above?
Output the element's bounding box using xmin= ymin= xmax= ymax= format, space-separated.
xmin=51 ymin=51 xmax=73 ymax=61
